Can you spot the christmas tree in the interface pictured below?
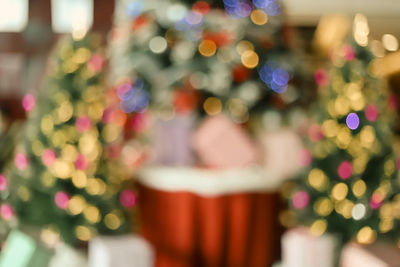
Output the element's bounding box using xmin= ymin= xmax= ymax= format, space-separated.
xmin=3 ymin=34 xmax=135 ymax=246
xmin=109 ymin=0 xmax=314 ymax=130
xmin=290 ymin=22 xmax=400 ymax=244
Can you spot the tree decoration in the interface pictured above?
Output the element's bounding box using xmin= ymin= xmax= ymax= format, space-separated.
xmin=5 ymin=34 xmax=133 ymax=246
xmin=290 ymin=31 xmax=400 ymax=244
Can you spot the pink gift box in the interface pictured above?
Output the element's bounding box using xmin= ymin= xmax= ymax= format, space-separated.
xmin=341 ymin=242 xmax=400 ymax=267
xmin=192 ymin=115 xmax=260 ymax=168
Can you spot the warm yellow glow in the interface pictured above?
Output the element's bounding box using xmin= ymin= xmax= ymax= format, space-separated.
xmin=241 ymin=50 xmax=259 ymax=69
xmin=322 ymin=120 xmax=338 ymax=138
xmin=356 ymin=226 xmax=376 ymax=244
xmin=72 ymin=170 xmax=88 ymax=188
xmin=352 ymin=180 xmax=367 ymax=198
xmin=331 ymin=183 xmax=348 ymax=201
xmin=236 ymin=40 xmax=254 ymax=55
xmin=314 ymin=198 xmax=333 ymax=216
xmin=68 ymin=195 xmax=86 ymax=215
xmin=50 ymin=160 xmax=72 ymax=179
xmin=104 ymin=213 xmax=121 ymax=230
xmin=83 ymin=205 xmax=101 ymax=224
xmin=203 ymin=97 xmax=222 ymax=116
xmin=310 ymin=219 xmax=327 ymax=236
xmin=199 ymin=40 xmax=217 ymax=57
xmin=382 ymin=34 xmax=399 ymax=52
xmin=308 ymin=169 xmax=327 ymax=191
xmin=75 ymin=226 xmax=91 ymax=241
xmin=250 ymin=9 xmax=268 ymax=25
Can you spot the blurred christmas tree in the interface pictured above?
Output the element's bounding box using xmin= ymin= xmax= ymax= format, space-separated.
xmin=289 ymin=16 xmax=400 ymax=245
xmin=109 ymin=0 xmax=314 ymax=131
xmin=0 ymin=109 xmax=19 ymax=173
xmin=2 ymin=34 xmax=135 ymax=246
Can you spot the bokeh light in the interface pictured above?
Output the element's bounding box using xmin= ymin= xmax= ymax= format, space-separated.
xmin=338 ymin=161 xmax=352 ymax=179
xmin=250 ymin=9 xmax=268 ymax=25
xmin=0 ymin=204 xmax=13 ymax=220
xmin=292 ymin=190 xmax=309 ymax=209
xmin=120 ymin=88 xmax=150 ymax=113
xmin=14 ymin=153 xmax=28 ymax=170
xmin=22 ymin=94 xmax=36 ymax=112
xmin=120 ymin=190 xmax=137 ymax=208
xmin=0 ymin=175 xmax=7 ymax=191
xmin=365 ymin=104 xmax=378 ymax=122
xmin=259 ymin=61 xmax=290 ymax=93
xmin=55 ymin=191 xmax=69 ymax=209
xmin=42 ymin=149 xmax=56 ymax=166
xmin=199 ymin=40 xmax=217 ymax=57
xmin=346 ymin=113 xmax=360 ymax=130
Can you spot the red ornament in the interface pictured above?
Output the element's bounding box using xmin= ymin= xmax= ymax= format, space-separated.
xmin=131 ymin=15 xmax=151 ymax=31
xmin=173 ymin=89 xmax=199 ymax=115
xmin=314 ymin=69 xmax=330 ymax=87
xmin=203 ymin=32 xmax=233 ymax=47
xmin=232 ymin=65 xmax=250 ymax=83
xmin=192 ymin=1 xmax=210 ymax=15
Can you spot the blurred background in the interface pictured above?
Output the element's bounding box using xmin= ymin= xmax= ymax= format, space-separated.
xmin=0 ymin=0 xmax=400 ymax=267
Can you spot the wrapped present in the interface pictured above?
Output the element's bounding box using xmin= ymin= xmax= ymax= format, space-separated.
xmin=49 ymin=243 xmax=87 ymax=267
xmin=88 ymin=235 xmax=154 ymax=267
xmin=341 ymin=242 xmax=400 ymax=267
xmin=152 ymin=114 xmax=195 ymax=166
xmin=192 ymin=115 xmax=260 ymax=168
xmin=137 ymin=166 xmax=283 ymax=266
xmin=258 ymin=129 xmax=304 ymax=179
xmin=281 ymin=227 xmax=339 ymax=267
xmin=0 ymin=230 xmax=52 ymax=267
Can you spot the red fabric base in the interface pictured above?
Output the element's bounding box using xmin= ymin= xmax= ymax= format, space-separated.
xmin=138 ymin=183 xmax=283 ymax=267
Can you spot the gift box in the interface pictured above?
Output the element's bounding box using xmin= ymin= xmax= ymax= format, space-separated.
xmin=281 ymin=227 xmax=339 ymax=267
xmin=152 ymin=114 xmax=195 ymax=166
xmin=88 ymin=235 xmax=154 ymax=267
xmin=192 ymin=115 xmax=260 ymax=168
xmin=49 ymin=243 xmax=87 ymax=267
xmin=340 ymin=242 xmax=400 ymax=267
xmin=259 ymin=129 xmax=303 ymax=179
xmin=137 ymin=166 xmax=283 ymax=267
xmin=0 ymin=230 xmax=52 ymax=267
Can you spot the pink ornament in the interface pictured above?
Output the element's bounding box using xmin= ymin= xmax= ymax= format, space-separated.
xmin=132 ymin=113 xmax=149 ymax=133
xmin=1 ymin=204 xmax=13 ymax=220
xmin=396 ymin=158 xmax=400 ymax=170
xmin=42 ymin=149 xmax=56 ymax=166
xmin=370 ymin=193 xmax=383 ymax=210
xmin=54 ymin=192 xmax=69 ymax=209
xmin=338 ymin=161 xmax=352 ymax=179
xmin=75 ymin=116 xmax=91 ymax=132
xmin=120 ymin=190 xmax=137 ymax=208
xmin=314 ymin=69 xmax=330 ymax=87
xmin=107 ymin=145 xmax=122 ymax=159
xmin=88 ymin=54 xmax=104 ymax=72
xmin=365 ymin=105 xmax=378 ymax=122
xmin=296 ymin=149 xmax=312 ymax=167
xmin=0 ymin=175 xmax=7 ymax=191
xmin=22 ymin=94 xmax=36 ymax=112
xmin=388 ymin=95 xmax=398 ymax=111
xmin=343 ymin=44 xmax=355 ymax=61
xmin=308 ymin=124 xmax=323 ymax=142
xmin=292 ymin=191 xmax=309 ymax=209
xmin=102 ymin=107 xmax=114 ymax=123
xmin=14 ymin=153 xmax=28 ymax=170
xmin=74 ymin=154 xmax=88 ymax=170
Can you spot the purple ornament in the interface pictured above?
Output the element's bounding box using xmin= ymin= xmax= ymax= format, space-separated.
xmin=346 ymin=113 xmax=360 ymax=130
